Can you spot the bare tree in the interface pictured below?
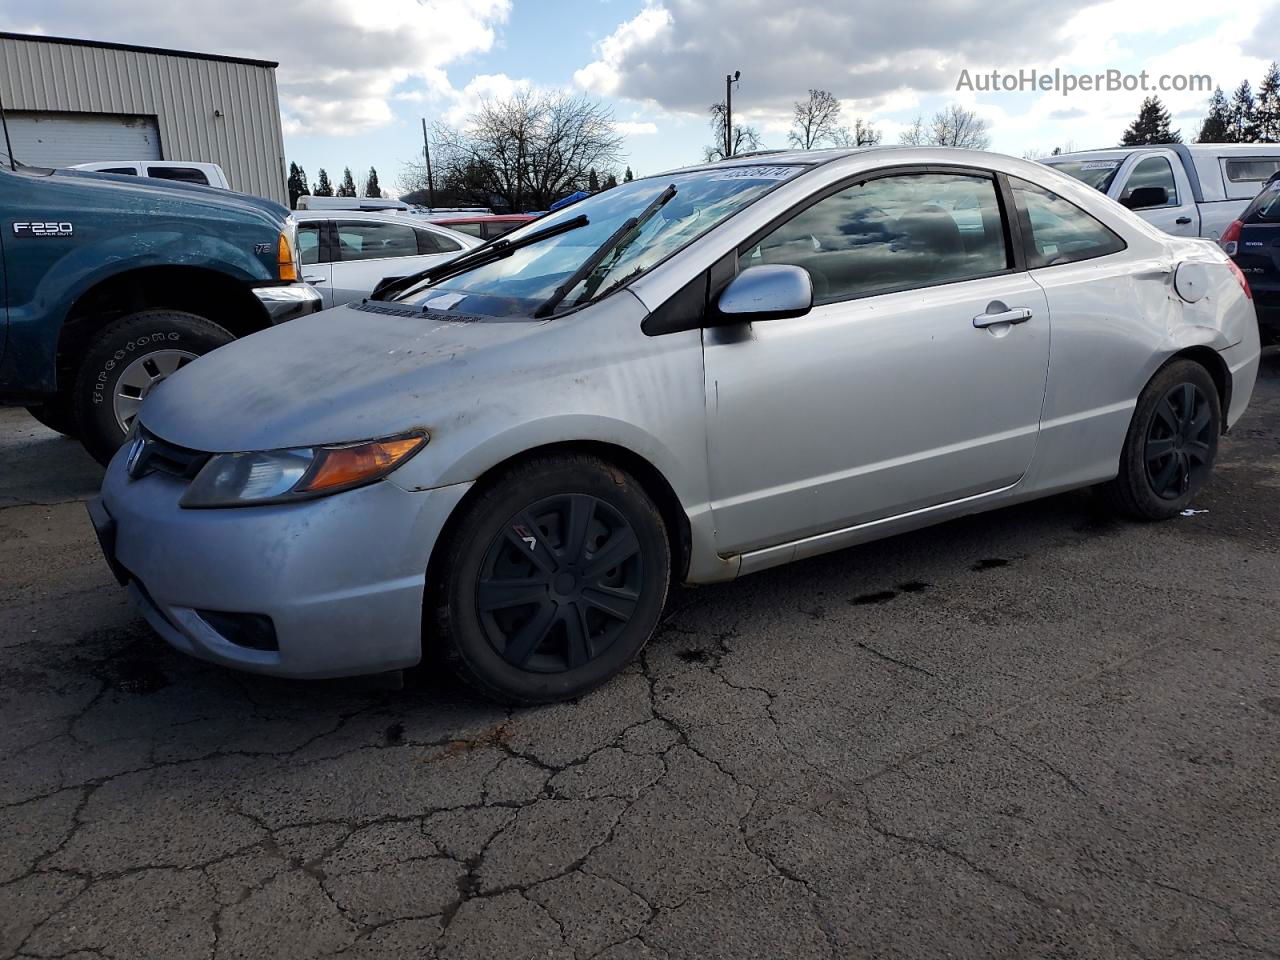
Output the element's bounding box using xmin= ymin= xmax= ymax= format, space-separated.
xmin=788 ymin=89 xmax=842 ymax=149
xmin=402 ymin=90 xmax=624 ymax=212
xmin=702 ymin=102 xmax=762 ymax=161
xmin=898 ymin=116 xmax=928 ymax=145
xmin=830 ymin=118 xmax=882 ymax=147
xmin=930 ymin=104 xmax=991 ymax=149
xmin=898 ymin=105 xmax=991 ymax=149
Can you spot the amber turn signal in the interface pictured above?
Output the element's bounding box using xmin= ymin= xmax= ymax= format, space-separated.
xmin=278 ymin=231 xmax=299 ymax=282
xmin=299 ymin=436 xmax=427 ymax=493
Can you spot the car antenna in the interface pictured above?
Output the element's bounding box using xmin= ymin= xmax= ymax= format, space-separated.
xmin=0 ymin=87 xmax=17 ymax=171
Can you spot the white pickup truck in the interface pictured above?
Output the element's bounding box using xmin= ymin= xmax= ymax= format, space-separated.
xmin=1041 ymin=144 xmax=1280 ymax=241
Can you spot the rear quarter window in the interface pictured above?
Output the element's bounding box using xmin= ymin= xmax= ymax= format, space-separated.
xmin=1009 ymin=177 xmax=1126 ymax=268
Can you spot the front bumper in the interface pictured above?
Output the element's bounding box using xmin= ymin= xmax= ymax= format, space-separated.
xmin=252 ymin=282 xmax=324 ymax=324
xmin=91 ymin=450 xmax=472 ymax=678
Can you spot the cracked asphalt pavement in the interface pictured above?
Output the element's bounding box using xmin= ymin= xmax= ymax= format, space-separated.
xmin=2 ymin=351 xmax=1278 ymax=960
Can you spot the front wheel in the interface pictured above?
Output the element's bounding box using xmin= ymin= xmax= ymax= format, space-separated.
xmin=1101 ymin=359 xmax=1221 ymax=520
xmin=433 ymin=455 xmax=671 ymax=705
xmin=73 ymin=310 xmax=235 ymax=466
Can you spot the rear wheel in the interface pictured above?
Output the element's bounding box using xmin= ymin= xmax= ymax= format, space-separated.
xmin=73 ymin=310 xmax=235 ymax=466
xmin=1101 ymin=359 xmax=1220 ymax=520
xmin=434 ymin=455 xmax=670 ymax=705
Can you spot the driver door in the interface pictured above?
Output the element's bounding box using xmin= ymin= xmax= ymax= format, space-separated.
xmin=703 ymin=169 xmax=1051 ymax=555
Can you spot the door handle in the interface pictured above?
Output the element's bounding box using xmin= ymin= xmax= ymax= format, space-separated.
xmin=972 ymin=306 xmax=1032 ymax=328
xmin=303 ymin=275 xmax=327 ymax=284
xmin=1175 ymin=216 xmax=1192 ymax=225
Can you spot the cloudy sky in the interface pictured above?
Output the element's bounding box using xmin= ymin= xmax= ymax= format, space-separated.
xmin=3 ymin=0 xmax=1277 ymax=192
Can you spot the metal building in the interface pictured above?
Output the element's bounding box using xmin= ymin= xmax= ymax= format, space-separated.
xmin=0 ymin=32 xmax=288 ymax=203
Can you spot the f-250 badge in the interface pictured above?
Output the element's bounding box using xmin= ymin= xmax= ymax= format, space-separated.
xmin=13 ymin=221 xmax=74 ymax=237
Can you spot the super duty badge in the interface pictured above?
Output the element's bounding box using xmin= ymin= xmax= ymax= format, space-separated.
xmin=13 ymin=221 xmax=74 ymax=237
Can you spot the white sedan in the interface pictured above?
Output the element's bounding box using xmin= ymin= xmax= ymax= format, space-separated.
xmin=293 ymin=209 xmax=479 ymax=308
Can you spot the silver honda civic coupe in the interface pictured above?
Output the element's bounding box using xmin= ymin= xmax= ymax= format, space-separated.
xmin=89 ymin=147 xmax=1261 ymax=703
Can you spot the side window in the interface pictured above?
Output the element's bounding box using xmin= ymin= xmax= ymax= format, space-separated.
xmin=100 ymin=167 xmax=137 ymax=176
xmin=418 ymin=229 xmax=462 ymax=254
xmin=1225 ymin=158 xmax=1280 ymax=183
xmin=741 ymin=172 xmax=1010 ymax=304
xmin=1121 ymin=156 xmax=1177 ymax=208
xmin=448 ymin=222 xmax=484 ymax=238
xmin=1009 ymin=177 xmax=1126 ymax=269
xmin=146 ymin=166 xmax=210 ymax=185
xmin=335 ymin=220 xmax=419 ymax=261
xmin=297 ymin=223 xmax=323 ymax=265
xmin=484 ymin=220 xmax=522 ymax=239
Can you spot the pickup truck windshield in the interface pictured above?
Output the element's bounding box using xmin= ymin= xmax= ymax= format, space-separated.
xmin=395 ymin=165 xmax=802 ymax=318
xmin=1044 ymin=159 xmax=1122 ymax=193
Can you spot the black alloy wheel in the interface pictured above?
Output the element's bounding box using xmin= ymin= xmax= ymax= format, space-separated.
xmin=1144 ymin=382 xmax=1214 ymax=501
xmin=433 ymin=454 xmax=670 ymax=704
xmin=477 ymin=494 xmax=644 ymax=673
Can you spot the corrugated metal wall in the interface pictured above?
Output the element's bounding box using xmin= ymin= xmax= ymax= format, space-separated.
xmin=0 ymin=34 xmax=288 ymax=204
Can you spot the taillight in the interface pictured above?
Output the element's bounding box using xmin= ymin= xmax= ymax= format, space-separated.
xmin=1226 ymin=258 xmax=1253 ymax=300
xmin=1219 ymin=219 xmax=1242 ymax=257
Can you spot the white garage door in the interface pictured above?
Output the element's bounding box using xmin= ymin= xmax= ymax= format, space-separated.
xmin=6 ymin=112 xmax=161 ymax=168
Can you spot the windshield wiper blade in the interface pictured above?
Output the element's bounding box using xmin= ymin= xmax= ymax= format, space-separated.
xmin=533 ymin=184 xmax=677 ymax=319
xmin=371 ymin=213 xmax=589 ymax=301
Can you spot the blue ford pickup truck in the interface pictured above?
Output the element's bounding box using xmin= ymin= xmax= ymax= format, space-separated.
xmin=0 ymin=159 xmax=321 ymax=463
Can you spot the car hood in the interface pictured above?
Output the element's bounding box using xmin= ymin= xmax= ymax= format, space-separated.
xmin=140 ymin=302 xmax=551 ymax=452
xmin=53 ymin=168 xmax=290 ymax=220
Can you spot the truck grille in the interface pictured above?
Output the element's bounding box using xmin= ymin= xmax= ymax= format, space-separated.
xmin=125 ymin=427 xmax=210 ymax=482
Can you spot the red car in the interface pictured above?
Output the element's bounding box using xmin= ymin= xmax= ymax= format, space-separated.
xmin=427 ymin=213 xmax=538 ymax=240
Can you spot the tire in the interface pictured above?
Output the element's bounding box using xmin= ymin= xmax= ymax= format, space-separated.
xmin=25 ymin=397 xmax=79 ymax=438
xmin=1100 ymin=359 xmax=1221 ymax=521
xmin=73 ymin=310 xmax=235 ymax=466
xmin=433 ymin=454 xmax=671 ymax=705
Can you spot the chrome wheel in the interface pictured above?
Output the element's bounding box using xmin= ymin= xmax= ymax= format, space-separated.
xmin=1145 ymin=382 xmax=1213 ymax=501
xmin=476 ymin=494 xmax=644 ymax=674
xmin=113 ymin=349 xmax=198 ymax=433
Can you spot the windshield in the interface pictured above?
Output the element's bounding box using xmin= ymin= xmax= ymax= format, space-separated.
xmin=1044 ymin=158 xmax=1123 ymax=193
xmin=395 ymin=164 xmax=802 ymax=318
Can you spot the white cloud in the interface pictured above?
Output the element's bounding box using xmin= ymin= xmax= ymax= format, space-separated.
xmin=575 ymin=0 xmax=1107 ymax=117
xmin=1 ymin=0 xmax=511 ymax=136
xmin=615 ymin=121 xmax=658 ymax=135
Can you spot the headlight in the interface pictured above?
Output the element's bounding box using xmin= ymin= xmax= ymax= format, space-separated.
xmin=179 ymin=433 xmax=426 ymax=508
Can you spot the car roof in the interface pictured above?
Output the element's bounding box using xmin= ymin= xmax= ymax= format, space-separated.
xmin=429 ymin=214 xmax=538 ymax=223
xmin=291 ymin=208 xmax=477 ymax=241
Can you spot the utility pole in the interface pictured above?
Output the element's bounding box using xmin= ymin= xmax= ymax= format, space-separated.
xmin=725 ymin=70 xmax=740 ymax=158
xmin=421 ymin=118 xmax=436 ymax=209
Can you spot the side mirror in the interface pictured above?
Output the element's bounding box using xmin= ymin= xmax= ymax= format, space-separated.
xmin=711 ymin=264 xmax=813 ymax=325
xmin=1121 ymin=186 xmax=1169 ymax=210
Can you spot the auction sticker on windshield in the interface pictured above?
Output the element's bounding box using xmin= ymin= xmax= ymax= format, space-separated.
xmin=711 ymin=165 xmax=798 ymax=181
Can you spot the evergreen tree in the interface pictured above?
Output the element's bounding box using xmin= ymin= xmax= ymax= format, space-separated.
xmin=602 ymin=172 xmax=618 ymax=190
xmin=1229 ymin=81 xmax=1259 ymax=142
xmin=364 ymin=166 xmax=382 ymax=197
xmin=1197 ymin=87 xmax=1233 ymax=142
xmin=314 ymin=168 xmax=333 ymax=197
xmin=1255 ymin=63 xmax=1280 ymax=143
xmin=337 ymin=167 xmax=357 ymax=198
xmin=1120 ymin=96 xmax=1182 ymax=145
xmin=623 ymin=166 xmax=634 ymax=182
xmin=588 ymin=168 xmax=600 ymax=192
xmin=286 ymin=162 xmax=310 ymax=208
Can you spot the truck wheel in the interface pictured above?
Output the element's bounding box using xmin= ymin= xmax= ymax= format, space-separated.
xmin=74 ymin=310 xmax=235 ymax=466
xmin=25 ymin=397 xmax=79 ymax=438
